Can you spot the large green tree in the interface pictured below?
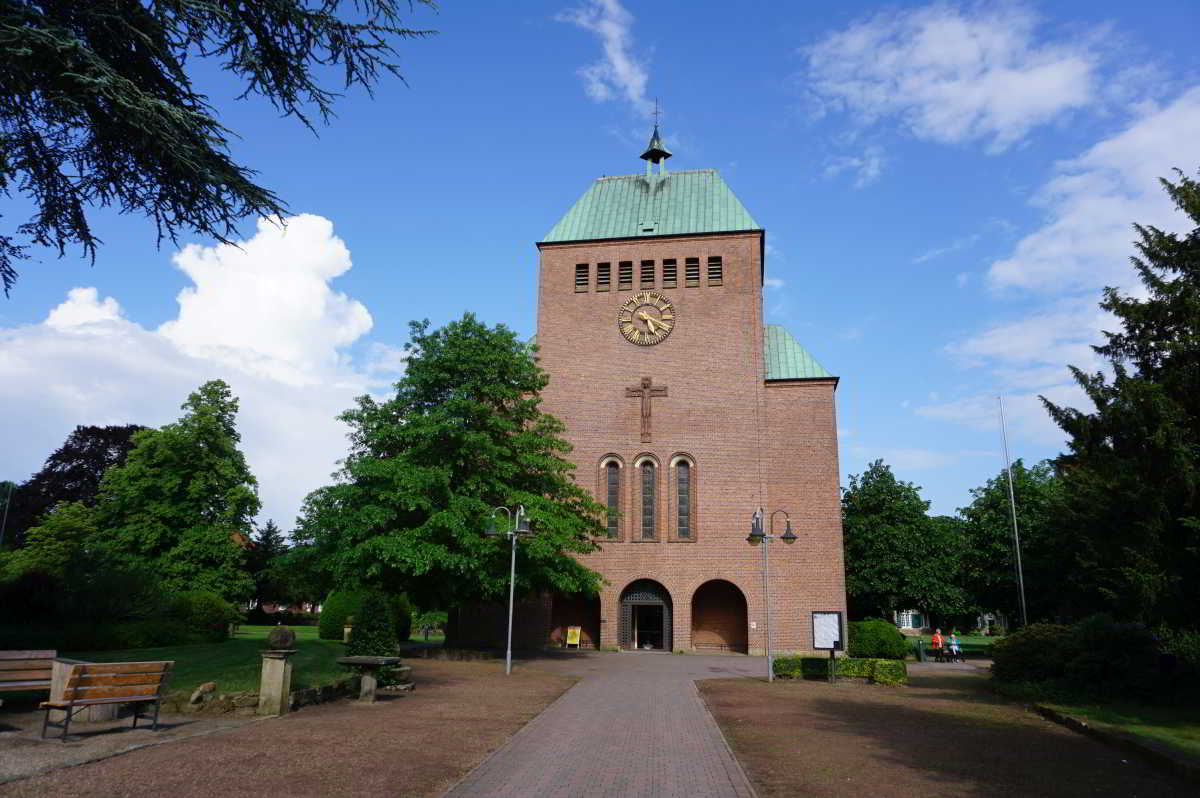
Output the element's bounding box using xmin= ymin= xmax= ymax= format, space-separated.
xmin=94 ymin=379 xmax=259 ymax=598
xmin=295 ymin=314 xmax=606 ymax=610
xmin=1043 ymin=168 xmax=1200 ymax=624
xmin=958 ymin=459 xmax=1063 ymax=623
xmin=842 ymin=460 xmax=969 ymax=621
xmin=0 ymin=1 xmax=434 ymax=294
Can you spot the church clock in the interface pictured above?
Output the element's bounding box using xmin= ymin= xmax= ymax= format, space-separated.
xmin=617 ymin=291 xmax=676 ymax=346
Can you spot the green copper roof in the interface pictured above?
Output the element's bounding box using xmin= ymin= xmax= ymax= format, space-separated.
xmin=541 ymin=169 xmax=761 ymax=243
xmin=764 ymin=325 xmax=834 ymax=380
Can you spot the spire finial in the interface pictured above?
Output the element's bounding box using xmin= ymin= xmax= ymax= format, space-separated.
xmin=640 ymin=101 xmax=672 ymax=171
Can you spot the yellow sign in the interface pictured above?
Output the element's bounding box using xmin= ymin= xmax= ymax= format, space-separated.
xmin=566 ymin=626 xmax=582 ymax=647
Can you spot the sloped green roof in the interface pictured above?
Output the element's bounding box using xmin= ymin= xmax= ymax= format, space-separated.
xmin=541 ymin=169 xmax=761 ymax=243
xmin=764 ymin=325 xmax=834 ymax=380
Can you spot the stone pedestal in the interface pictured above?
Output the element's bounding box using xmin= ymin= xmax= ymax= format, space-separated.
xmin=343 ymin=625 xmax=353 ymax=643
xmin=257 ymin=649 xmax=296 ymax=716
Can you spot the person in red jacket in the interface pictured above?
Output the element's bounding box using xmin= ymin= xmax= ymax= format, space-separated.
xmin=931 ymin=628 xmax=945 ymax=662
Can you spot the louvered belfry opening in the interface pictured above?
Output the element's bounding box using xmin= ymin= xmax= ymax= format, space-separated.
xmin=618 ymin=579 xmax=672 ymax=651
xmin=691 ymin=579 xmax=748 ymax=653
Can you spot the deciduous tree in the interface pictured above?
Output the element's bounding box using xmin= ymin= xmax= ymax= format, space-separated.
xmin=842 ymin=460 xmax=969 ymax=621
xmin=295 ymin=314 xmax=605 ymax=610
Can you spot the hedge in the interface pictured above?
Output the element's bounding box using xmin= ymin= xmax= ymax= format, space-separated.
xmin=847 ymin=620 xmax=908 ymax=659
xmin=774 ymin=655 xmax=908 ymax=685
xmin=319 ymin=588 xmax=413 ymax=643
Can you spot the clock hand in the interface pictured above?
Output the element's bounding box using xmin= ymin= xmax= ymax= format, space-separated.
xmin=637 ymin=311 xmax=659 ymax=333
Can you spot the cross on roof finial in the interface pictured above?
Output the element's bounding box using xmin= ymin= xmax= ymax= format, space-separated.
xmin=652 ymin=98 xmax=662 ymax=126
xmin=640 ymin=102 xmax=672 ymax=167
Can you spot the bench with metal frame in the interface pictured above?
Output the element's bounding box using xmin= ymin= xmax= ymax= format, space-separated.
xmin=0 ymin=650 xmax=55 ymax=699
xmin=39 ymin=660 xmax=173 ymax=741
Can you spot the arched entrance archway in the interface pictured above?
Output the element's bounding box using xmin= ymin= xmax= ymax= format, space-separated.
xmin=619 ymin=579 xmax=672 ymax=651
xmin=550 ymin=593 xmax=601 ymax=649
xmin=691 ymin=580 xmax=748 ymax=653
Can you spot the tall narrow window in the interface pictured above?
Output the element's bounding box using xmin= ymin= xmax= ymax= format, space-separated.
xmin=641 ymin=462 xmax=656 ymax=539
xmin=575 ymin=263 xmax=589 ymax=292
xmin=676 ymin=461 xmax=691 ymax=539
xmin=618 ymin=261 xmax=633 ymax=289
xmin=707 ymin=256 xmax=723 ymax=285
xmin=606 ymin=462 xmax=620 ymax=538
xmin=640 ymin=260 xmax=655 ymax=287
xmin=662 ymin=259 xmax=677 ymax=288
xmin=596 ymin=262 xmax=611 ymax=291
xmin=685 ymin=257 xmax=700 ymax=287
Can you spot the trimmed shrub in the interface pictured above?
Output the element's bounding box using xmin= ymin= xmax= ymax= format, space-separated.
xmin=773 ymin=655 xmax=908 ymax=685
xmin=848 ymin=620 xmax=907 ymax=660
xmin=346 ymin=593 xmax=400 ymax=684
xmin=1060 ymin=614 xmax=1158 ymax=698
xmin=392 ymin=594 xmax=413 ymax=642
xmin=318 ymin=589 xmax=368 ymax=640
xmin=169 ymin=591 xmax=241 ymax=642
xmin=989 ymin=622 xmax=1069 ymax=683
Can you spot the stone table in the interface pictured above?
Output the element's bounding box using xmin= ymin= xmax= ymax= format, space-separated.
xmin=336 ymin=656 xmax=411 ymax=702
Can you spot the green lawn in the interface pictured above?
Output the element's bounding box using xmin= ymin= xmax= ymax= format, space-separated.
xmin=1044 ymin=701 xmax=1200 ymax=760
xmin=64 ymin=625 xmax=349 ymax=696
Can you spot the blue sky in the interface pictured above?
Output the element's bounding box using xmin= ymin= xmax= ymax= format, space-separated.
xmin=4 ymin=0 xmax=1200 ymax=527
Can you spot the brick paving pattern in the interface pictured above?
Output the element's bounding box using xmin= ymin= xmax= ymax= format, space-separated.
xmin=446 ymin=651 xmax=761 ymax=798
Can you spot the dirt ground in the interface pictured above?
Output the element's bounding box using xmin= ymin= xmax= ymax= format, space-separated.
xmin=699 ymin=668 xmax=1190 ymax=798
xmin=0 ymin=660 xmax=575 ymax=798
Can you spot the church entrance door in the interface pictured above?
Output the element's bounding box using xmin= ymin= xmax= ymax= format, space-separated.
xmin=618 ymin=579 xmax=673 ymax=651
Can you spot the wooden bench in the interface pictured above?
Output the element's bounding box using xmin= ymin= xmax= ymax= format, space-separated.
xmin=40 ymin=660 xmax=174 ymax=741
xmin=0 ymin=650 xmax=55 ymax=705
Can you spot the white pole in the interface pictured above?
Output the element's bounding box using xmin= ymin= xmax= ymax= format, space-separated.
xmin=0 ymin=482 xmax=12 ymax=548
xmin=999 ymin=396 xmax=1029 ymax=627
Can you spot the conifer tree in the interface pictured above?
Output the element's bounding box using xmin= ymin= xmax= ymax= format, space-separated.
xmin=1042 ymin=168 xmax=1200 ymax=624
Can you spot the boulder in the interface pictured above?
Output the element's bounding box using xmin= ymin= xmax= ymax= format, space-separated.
xmin=190 ymin=681 xmax=218 ymax=705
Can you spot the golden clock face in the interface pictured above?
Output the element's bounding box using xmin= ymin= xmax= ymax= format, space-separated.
xmin=618 ymin=291 xmax=676 ymax=346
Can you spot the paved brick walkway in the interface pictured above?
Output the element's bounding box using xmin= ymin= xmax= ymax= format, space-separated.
xmin=445 ymin=651 xmax=763 ymax=798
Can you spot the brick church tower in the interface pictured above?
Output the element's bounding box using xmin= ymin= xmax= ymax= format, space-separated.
xmin=528 ymin=128 xmax=848 ymax=655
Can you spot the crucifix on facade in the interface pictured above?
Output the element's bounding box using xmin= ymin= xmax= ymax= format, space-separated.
xmin=626 ymin=376 xmax=668 ymax=443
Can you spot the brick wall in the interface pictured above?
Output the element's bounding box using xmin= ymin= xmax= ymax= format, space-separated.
xmin=535 ymin=230 xmax=848 ymax=655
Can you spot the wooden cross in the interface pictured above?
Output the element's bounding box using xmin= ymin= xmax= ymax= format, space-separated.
xmin=626 ymin=376 xmax=668 ymax=443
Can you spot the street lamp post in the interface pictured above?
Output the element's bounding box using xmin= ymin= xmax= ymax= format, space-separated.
xmin=486 ymin=505 xmax=531 ymax=675
xmin=747 ymin=508 xmax=797 ymax=682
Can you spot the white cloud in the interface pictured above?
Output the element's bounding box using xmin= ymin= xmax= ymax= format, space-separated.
xmin=850 ymin=445 xmax=956 ymax=471
xmin=0 ymin=216 xmax=382 ymax=529
xmin=557 ymin=0 xmax=652 ymax=116
xmin=45 ymin=287 xmax=123 ymax=328
xmin=805 ymin=2 xmax=1102 ymax=152
xmin=988 ymin=87 xmax=1200 ymax=293
xmin=764 ymin=277 xmax=785 ymax=290
xmin=823 ymin=145 xmax=885 ymax=187
xmin=913 ymin=234 xmax=980 ymax=264
xmin=956 ymin=272 xmax=970 ymax=288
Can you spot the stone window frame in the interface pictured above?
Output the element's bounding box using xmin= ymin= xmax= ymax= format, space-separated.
xmin=597 ymin=454 xmax=625 ymax=541
xmin=632 ymin=453 xmax=662 ymax=542
xmin=668 ymin=453 xmax=698 ymax=542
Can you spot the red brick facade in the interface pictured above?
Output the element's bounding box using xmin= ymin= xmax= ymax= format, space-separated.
xmin=528 ymin=222 xmax=848 ymax=655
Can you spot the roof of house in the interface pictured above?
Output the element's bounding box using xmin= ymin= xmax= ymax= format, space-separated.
xmin=764 ymin=325 xmax=834 ymax=380
xmin=541 ymin=169 xmax=762 ymax=243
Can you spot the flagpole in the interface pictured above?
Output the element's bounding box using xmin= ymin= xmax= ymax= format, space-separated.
xmin=998 ymin=396 xmax=1028 ymax=628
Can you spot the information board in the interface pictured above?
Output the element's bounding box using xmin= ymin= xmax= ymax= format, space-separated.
xmin=812 ymin=611 xmax=843 ymax=651
xmin=565 ymin=626 xmax=582 ymax=647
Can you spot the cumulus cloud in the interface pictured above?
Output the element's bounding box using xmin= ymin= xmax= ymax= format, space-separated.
xmin=988 ymin=87 xmax=1200 ymax=293
xmin=0 ymin=215 xmax=389 ymax=529
xmin=557 ymin=0 xmax=652 ymax=116
xmin=805 ymin=2 xmax=1102 ymax=152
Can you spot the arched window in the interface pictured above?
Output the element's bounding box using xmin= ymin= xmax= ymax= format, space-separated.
xmin=676 ymin=460 xmax=691 ymax=539
xmin=605 ymin=461 xmax=620 ymax=538
xmin=641 ymin=461 xmax=656 ymax=539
